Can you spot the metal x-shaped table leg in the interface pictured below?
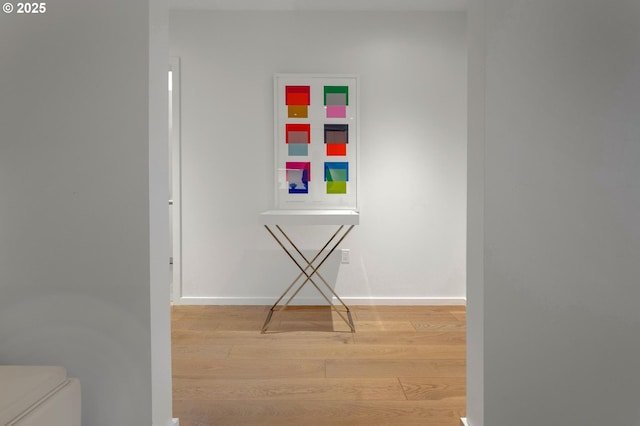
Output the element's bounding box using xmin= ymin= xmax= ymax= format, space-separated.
xmin=261 ymin=224 xmax=355 ymax=333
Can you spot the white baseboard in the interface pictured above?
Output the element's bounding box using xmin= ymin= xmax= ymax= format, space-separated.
xmin=174 ymin=296 xmax=466 ymax=306
xmin=171 ymin=418 xmax=179 ymax=425
xmin=460 ymin=418 xmax=469 ymax=426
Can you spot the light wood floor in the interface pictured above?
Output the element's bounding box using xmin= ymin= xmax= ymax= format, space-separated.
xmin=172 ymin=305 xmax=466 ymax=426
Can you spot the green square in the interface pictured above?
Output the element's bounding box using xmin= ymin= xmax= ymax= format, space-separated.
xmin=327 ymin=181 xmax=347 ymax=194
xmin=326 ymin=168 xmax=347 ymax=182
xmin=324 ymin=86 xmax=349 ymax=105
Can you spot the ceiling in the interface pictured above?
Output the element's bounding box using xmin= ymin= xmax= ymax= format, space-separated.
xmin=168 ymin=0 xmax=467 ymax=11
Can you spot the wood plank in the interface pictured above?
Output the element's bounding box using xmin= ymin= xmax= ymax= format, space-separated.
xmin=269 ymin=316 xmax=355 ymax=332
xmin=268 ymin=319 xmax=416 ymax=332
xmin=399 ymin=377 xmax=466 ymax=401
xmin=229 ymin=344 xmax=466 ymax=360
xmin=354 ymin=310 xmax=460 ymax=322
xmin=352 ymin=320 xmax=416 ymax=331
xmin=172 ymin=358 xmax=326 ymax=380
xmin=269 ymin=306 xmax=347 ymax=319
xmin=263 ymin=316 xmax=418 ymax=333
xmin=326 ymin=359 xmax=466 ymax=378
xmin=172 ymin=305 xmax=269 ymax=320
xmin=411 ymin=321 xmax=467 ymax=332
xmin=353 ymin=330 xmax=465 ymax=345
xmin=173 ymin=400 xmax=465 ymax=426
xmin=172 ymin=329 xmax=355 ymax=345
xmin=266 ymin=307 xmax=352 ymax=331
xmin=172 ymin=318 xmax=266 ymax=331
xmin=173 ymin=377 xmax=406 ymax=401
xmin=450 ymin=311 xmax=466 ymax=322
xmin=172 ymin=344 xmax=231 ymax=360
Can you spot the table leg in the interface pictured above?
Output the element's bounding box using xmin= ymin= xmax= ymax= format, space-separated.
xmin=262 ymin=224 xmax=356 ymax=333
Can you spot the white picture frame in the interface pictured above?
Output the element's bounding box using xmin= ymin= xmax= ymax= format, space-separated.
xmin=274 ymin=74 xmax=359 ymax=210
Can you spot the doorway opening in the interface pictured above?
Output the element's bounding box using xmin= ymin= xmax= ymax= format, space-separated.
xmin=165 ymin=6 xmax=466 ymax=426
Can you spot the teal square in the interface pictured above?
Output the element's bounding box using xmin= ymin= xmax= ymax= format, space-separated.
xmin=288 ymin=144 xmax=308 ymax=156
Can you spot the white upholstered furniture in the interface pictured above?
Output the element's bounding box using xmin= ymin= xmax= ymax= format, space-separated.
xmin=0 ymin=366 xmax=80 ymax=426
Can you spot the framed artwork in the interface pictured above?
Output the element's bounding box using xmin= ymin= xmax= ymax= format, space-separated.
xmin=274 ymin=74 xmax=359 ymax=210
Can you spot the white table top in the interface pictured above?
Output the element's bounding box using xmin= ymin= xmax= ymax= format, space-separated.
xmin=260 ymin=210 xmax=359 ymax=225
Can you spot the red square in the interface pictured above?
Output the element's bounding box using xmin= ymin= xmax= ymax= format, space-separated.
xmin=326 ymin=144 xmax=347 ymax=156
xmin=286 ymin=86 xmax=310 ymax=106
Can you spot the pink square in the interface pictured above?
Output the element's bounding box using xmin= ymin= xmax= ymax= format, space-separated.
xmin=326 ymin=105 xmax=347 ymax=118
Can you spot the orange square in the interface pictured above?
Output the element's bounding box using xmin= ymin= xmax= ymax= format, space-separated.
xmin=288 ymin=105 xmax=308 ymax=118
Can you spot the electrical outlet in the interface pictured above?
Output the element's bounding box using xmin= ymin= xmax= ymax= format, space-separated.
xmin=341 ymin=249 xmax=350 ymax=264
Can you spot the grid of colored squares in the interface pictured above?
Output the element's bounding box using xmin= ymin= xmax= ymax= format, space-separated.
xmin=286 ymin=162 xmax=311 ymax=194
xmin=286 ymin=123 xmax=310 ymax=156
xmin=286 ymin=86 xmax=310 ymax=118
xmin=324 ymin=86 xmax=348 ymax=118
xmin=324 ymin=124 xmax=348 ymax=156
xmin=324 ymin=162 xmax=348 ymax=194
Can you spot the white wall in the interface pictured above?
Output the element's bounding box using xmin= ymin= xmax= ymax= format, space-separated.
xmin=467 ymin=0 xmax=640 ymax=425
xmin=0 ymin=1 xmax=171 ymax=424
xmin=170 ymin=11 xmax=467 ymax=304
